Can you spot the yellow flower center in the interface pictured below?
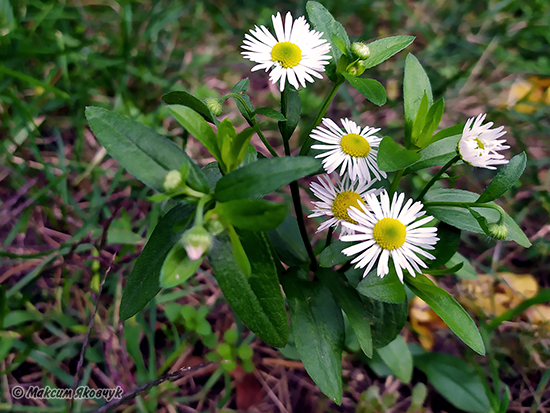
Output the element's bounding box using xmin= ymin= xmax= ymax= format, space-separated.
xmin=373 ymin=218 xmax=407 ymax=250
xmin=340 ymin=133 xmax=371 ymax=157
xmin=331 ymin=191 xmax=366 ymax=223
xmin=474 ymin=137 xmax=485 ymax=150
xmin=271 ymin=42 xmax=302 ymax=68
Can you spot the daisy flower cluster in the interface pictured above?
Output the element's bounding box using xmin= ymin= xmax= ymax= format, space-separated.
xmin=240 ymin=12 xmax=512 ymax=283
xmin=308 ymin=115 xmax=439 ymax=282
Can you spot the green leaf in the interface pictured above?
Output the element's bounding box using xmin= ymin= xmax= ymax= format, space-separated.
xmin=208 ymin=232 xmax=288 ymax=347
xmin=159 ymin=243 xmax=202 ymax=288
xmin=422 ymin=262 xmax=464 ymax=275
xmin=364 ymin=296 xmax=408 ymax=348
xmin=403 ymin=54 xmax=433 ymax=149
xmin=477 ymin=152 xmax=527 ymax=203
xmin=306 ymin=1 xmax=350 ymax=81
xmin=411 ymin=93 xmax=430 ymax=146
xmin=226 ymin=225 xmax=251 ymax=276
xmin=404 ymin=134 xmax=460 ymax=174
xmin=405 ymin=273 xmax=485 ymax=355
xmin=268 ymin=214 xmax=310 ymax=266
xmin=168 ymin=105 xmax=221 ymax=161
xmin=279 ymin=86 xmax=301 ymax=140
xmin=254 ymin=107 xmax=286 ymax=121
xmin=282 ymin=272 xmax=344 ymax=404
xmin=120 ymin=203 xmax=195 ymax=320
xmin=427 ymin=223 xmax=461 ymax=269
xmin=216 ymin=199 xmax=288 ymax=231
xmin=357 ymin=268 xmax=406 ymax=303
xmin=414 ymin=97 xmax=445 ymax=149
xmin=85 ymin=106 xmax=209 ymax=194
xmin=319 ymin=240 xmax=348 ymax=267
xmin=415 ymin=353 xmax=492 ymax=413
xmin=342 ymin=74 xmax=387 ymax=106
xmin=317 ymin=268 xmax=373 ymax=358
xmin=424 ymin=188 xmax=531 ymax=247
xmin=218 ymin=118 xmax=237 ymax=173
xmin=359 ymin=36 xmax=415 ymax=69
xmin=376 ymin=335 xmax=412 ymax=383
xmin=447 ymin=252 xmax=477 ymax=279
xmin=233 ymin=78 xmax=250 ymax=93
xmin=377 ymin=136 xmax=421 ymax=172
xmin=431 ymin=123 xmax=464 ymax=143
xmin=232 ymin=79 xmax=255 ymax=122
xmin=467 ymin=206 xmax=491 ymax=236
xmin=162 ymin=91 xmax=215 ymax=124
xmin=214 ymin=156 xmax=321 ymax=202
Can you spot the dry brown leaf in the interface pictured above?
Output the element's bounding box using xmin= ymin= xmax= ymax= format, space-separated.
xmin=409 ymin=296 xmax=448 ymax=351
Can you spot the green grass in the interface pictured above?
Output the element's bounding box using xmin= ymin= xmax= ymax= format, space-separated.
xmin=1 ymin=0 xmax=549 ymax=412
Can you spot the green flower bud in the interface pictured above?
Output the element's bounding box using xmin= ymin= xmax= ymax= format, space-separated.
xmin=488 ymin=223 xmax=508 ymax=240
xmin=163 ymin=170 xmax=183 ymax=192
xmin=345 ymin=59 xmax=368 ymax=77
xmin=205 ymin=98 xmax=223 ymax=117
xmin=205 ymin=213 xmax=226 ymax=236
xmin=351 ymin=42 xmax=370 ymax=60
xmin=181 ymin=225 xmax=212 ymax=260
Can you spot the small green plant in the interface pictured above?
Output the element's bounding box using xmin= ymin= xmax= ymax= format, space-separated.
xmin=85 ymin=1 xmax=530 ymax=405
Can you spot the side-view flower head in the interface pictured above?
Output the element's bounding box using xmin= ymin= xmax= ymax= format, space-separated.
xmin=458 ymin=113 xmax=509 ymax=170
xmin=241 ymin=11 xmax=331 ymax=92
xmin=341 ymin=191 xmax=439 ymax=283
xmin=311 ymin=117 xmax=387 ymax=183
xmin=309 ymin=173 xmax=380 ymax=237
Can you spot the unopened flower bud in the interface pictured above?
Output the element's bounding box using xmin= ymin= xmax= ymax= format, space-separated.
xmin=205 ymin=98 xmax=223 ymax=116
xmin=488 ymin=223 xmax=508 ymax=240
xmin=181 ymin=226 xmax=212 ymax=260
xmin=163 ymin=170 xmax=183 ymax=192
xmin=351 ymin=42 xmax=370 ymax=60
xmin=205 ymin=213 xmax=225 ymax=236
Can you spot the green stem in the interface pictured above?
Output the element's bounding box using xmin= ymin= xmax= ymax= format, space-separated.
xmin=193 ymin=194 xmax=212 ymax=227
xmin=423 ymin=201 xmax=506 ymax=223
xmin=290 ymin=180 xmax=318 ymax=271
xmin=388 ymin=169 xmax=404 ymax=197
xmin=415 ymin=154 xmax=461 ymax=202
xmin=226 ymin=93 xmax=279 ymax=157
xmin=325 ymin=227 xmax=334 ymax=248
xmin=299 ymin=78 xmax=345 ymax=156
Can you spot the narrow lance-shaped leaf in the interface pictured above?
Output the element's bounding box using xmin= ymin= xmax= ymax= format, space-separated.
xmin=403 ymin=54 xmax=433 ymax=148
xmin=306 ymin=1 xmax=350 ymax=81
xmin=377 ymin=136 xmax=421 ymax=172
xmin=415 ymin=353 xmax=492 ymax=413
xmin=162 ymin=91 xmax=216 ymax=124
xmin=214 ymin=156 xmax=321 ymax=202
xmin=356 ymin=268 xmax=406 ymax=303
xmin=359 ymin=36 xmax=415 ymax=70
xmin=216 ymin=199 xmax=288 ymax=232
xmin=424 ymin=188 xmax=531 ymax=247
xmin=477 ymin=152 xmax=527 ymax=203
xmin=405 ymin=273 xmax=485 ymax=355
xmin=376 ymin=335 xmax=413 ymax=383
xmin=282 ymin=271 xmax=344 ymax=404
xmin=168 ymin=105 xmax=222 ymax=161
xmin=120 ymin=203 xmax=196 ymax=320
xmin=279 ymin=85 xmax=301 ymax=140
xmin=85 ymin=106 xmax=209 ymax=194
xmin=208 ymin=232 xmax=288 ymax=347
xmin=342 ymin=74 xmax=387 ymax=106
xmin=317 ymin=268 xmax=373 ymax=358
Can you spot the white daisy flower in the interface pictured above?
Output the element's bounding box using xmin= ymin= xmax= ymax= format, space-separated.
xmin=458 ymin=113 xmax=509 ymax=170
xmin=341 ymin=191 xmax=439 ymax=283
xmin=308 ymin=173 xmax=380 ymax=237
xmin=311 ymin=118 xmax=387 ymax=183
xmin=241 ymin=12 xmax=331 ymax=92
